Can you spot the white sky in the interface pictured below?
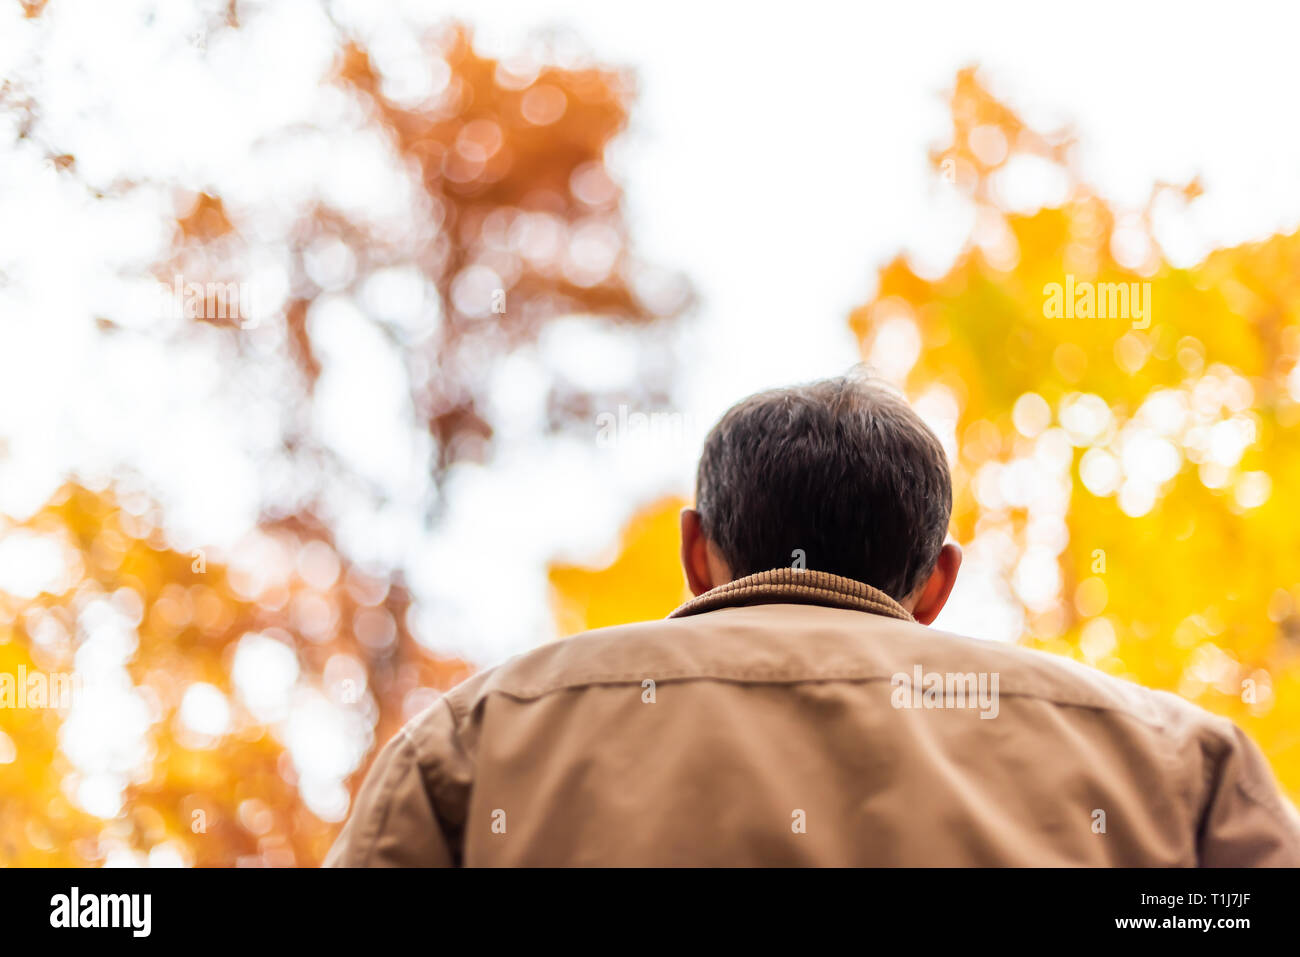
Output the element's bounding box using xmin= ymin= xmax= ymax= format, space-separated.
xmin=3 ymin=0 xmax=1300 ymax=667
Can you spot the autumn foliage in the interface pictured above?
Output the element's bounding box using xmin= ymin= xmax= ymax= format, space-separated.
xmin=551 ymin=70 xmax=1300 ymax=805
xmin=1 ymin=22 xmax=687 ymax=867
xmin=5 ymin=16 xmax=1300 ymax=868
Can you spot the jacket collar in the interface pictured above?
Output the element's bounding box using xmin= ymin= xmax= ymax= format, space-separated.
xmin=668 ymin=568 xmax=914 ymax=622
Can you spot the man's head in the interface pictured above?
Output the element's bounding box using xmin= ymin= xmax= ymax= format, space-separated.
xmin=680 ymin=371 xmax=961 ymax=624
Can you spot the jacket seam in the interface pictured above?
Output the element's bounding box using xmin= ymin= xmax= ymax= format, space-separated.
xmin=414 ymin=697 xmax=465 ymax=805
xmin=355 ymin=727 xmax=416 ymax=867
xmin=470 ymin=675 xmax=1169 ymax=727
xmin=1233 ymin=762 xmax=1300 ymax=840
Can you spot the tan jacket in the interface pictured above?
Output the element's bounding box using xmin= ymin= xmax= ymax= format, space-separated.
xmin=324 ymin=569 xmax=1300 ymax=866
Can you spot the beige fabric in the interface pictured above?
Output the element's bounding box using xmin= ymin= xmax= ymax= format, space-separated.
xmin=325 ymin=570 xmax=1300 ymax=866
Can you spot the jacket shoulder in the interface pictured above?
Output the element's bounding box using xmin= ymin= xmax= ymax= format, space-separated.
xmin=437 ymin=606 xmax=1233 ymax=744
xmin=914 ymin=623 xmax=1230 ymax=732
xmin=441 ymin=616 xmax=686 ymax=716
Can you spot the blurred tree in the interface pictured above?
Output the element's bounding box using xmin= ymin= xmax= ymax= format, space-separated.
xmin=161 ymin=22 xmax=690 ymax=486
xmin=2 ymin=483 xmax=469 ymax=866
xmin=549 ymin=496 xmax=690 ymax=637
xmin=552 ymin=69 xmax=1300 ymax=804
xmin=0 ymin=14 xmax=689 ymax=866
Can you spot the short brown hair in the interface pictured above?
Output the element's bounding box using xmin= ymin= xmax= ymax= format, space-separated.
xmin=695 ymin=371 xmax=952 ymax=600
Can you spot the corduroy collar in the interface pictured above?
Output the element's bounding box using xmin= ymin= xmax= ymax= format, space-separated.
xmin=668 ymin=568 xmax=914 ymax=622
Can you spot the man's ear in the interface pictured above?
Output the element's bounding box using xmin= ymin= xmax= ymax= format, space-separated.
xmin=680 ymin=508 xmax=716 ymax=597
xmin=908 ymin=542 xmax=962 ymax=625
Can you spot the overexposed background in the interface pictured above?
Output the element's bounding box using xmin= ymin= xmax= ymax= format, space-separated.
xmin=1 ymin=0 xmax=1297 ymax=757
xmin=4 ymin=2 xmax=1299 ymax=662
